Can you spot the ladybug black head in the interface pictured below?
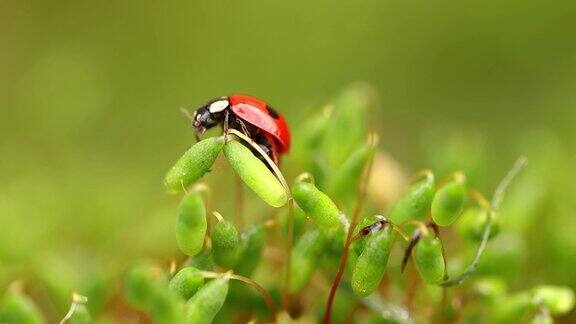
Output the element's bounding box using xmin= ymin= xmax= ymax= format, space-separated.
xmin=192 ymin=98 xmax=230 ymax=135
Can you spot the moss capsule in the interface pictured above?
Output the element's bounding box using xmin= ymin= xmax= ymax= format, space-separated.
xmin=351 ymin=223 xmax=394 ymax=296
xmin=431 ymin=176 xmax=467 ymax=226
xmin=165 ymin=136 xmax=225 ymax=192
xmin=389 ymin=172 xmax=435 ymax=224
xmin=0 ymin=288 xmax=45 ymax=324
xmin=185 ymin=277 xmax=229 ymax=324
xmin=292 ymin=180 xmax=342 ymax=236
xmin=414 ymin=234 xmax=446 ymax=285
xmin=456 ymin=207 xmax=500 ymax=242
xmin=288 ymin=229 xmax=328 ymax=293
xmin=234 ymin=225 xmax=266 ymax=277
xmin=176 ymin=191 xmax=207 ymax=256
xmin=223 ymin=140 xmax=287 ymax=207
xmin=211 ymin=219 xmax=240 ymax=268
xmin=327 ymin=140 xmax=375 ymax=201
xmin=532 ymin=285 xmax=574 ymax=315
xmin=169 ymin=267 xmax=205 ymax=300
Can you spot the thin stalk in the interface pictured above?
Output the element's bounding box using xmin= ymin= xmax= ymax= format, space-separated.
xmin=59 ymin=293 xmax=88 ymax=324
xmin=441 ymin=157 xmax=527 ymax=286
xmin=282 ymin=198 xmax=295 ymax=310
xmin=323 ymin=133 xmax=378 ymax=324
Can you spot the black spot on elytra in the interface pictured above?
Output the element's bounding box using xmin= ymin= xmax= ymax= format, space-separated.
xmin=266 ymin=105 xmax=280 ymax=119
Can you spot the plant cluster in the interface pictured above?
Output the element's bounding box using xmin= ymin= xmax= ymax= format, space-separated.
xmin=1 ymin=84 xmax=574 ymax=323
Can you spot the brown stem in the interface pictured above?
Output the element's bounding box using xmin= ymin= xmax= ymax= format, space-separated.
xmin=281 ymin=198 xmax=295 ymax=311
xmin=406 ymin=263 xmax=419 ymax=315
xmin=322 ymin=133 xmax=377 ymax=324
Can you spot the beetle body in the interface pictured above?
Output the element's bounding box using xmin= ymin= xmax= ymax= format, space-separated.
xmin=192 ymin=94 xmax=291 ymax=164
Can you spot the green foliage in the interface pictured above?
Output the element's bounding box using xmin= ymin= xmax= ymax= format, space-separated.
xmin=431 ymin=174 xmax=466 ymax=226
xmin=292 ymin=178 xmax=343 ymax=237
xmin=211 ymin=218 xmax=240 ymax=268
xmin=223 ymin=139 xmax=288 ymax=207
xmin=169 ymin=267 xmax=205 ymax=300
xmin=4 ymin=84 xmax=575 ymax=323
xmin=388 ymin=172 xmax=436 ymax=224
xmin=351 ymin=222 xmax=394 ymax=296
xmin=176 ymin=190 xmax=207 ymax=256
xmin=185 ymin=278 xmax=229 ymax=324
xmin=164 ymin=136 xmax=225 ymax=192
xmin=0 ymin=287 xmax=45 ymax=324
xmin=414 ymin=234 xmax=446 ymax=285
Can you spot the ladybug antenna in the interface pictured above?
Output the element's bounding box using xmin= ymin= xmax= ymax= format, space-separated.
xmin=180 ymin=107 xmax=194 ymax=121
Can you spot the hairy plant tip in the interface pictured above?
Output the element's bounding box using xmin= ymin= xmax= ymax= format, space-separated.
xmin=165 ymin=136 xmax=225 ymax=193
xmin=223 ymin=138 xmax=288 ymax=208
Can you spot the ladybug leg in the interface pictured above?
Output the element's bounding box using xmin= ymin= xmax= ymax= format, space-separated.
xmin=223 ymin=110 xmax=230 ymax=138
xmin=237 ymin=119 xmax=251 ymax=138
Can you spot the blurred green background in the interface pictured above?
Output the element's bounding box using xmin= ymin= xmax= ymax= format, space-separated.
xmin=1 ymin=0 xmax=575 ymax=320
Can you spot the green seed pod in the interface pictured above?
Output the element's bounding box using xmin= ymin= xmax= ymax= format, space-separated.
xmin=125 ymin=264 xmax=181 ymax=323
xmin=165 ymin=136 xmax=225 ymax=192
xmin=185 ymin=277 xmax=229 ymax=324
xmin=292 ymin=179 xmax=342 ymax=236
xmin=184 ymin=249 xmax=215 ymax=271
xmin=414 ymin=234 xmax=446 ymax=285
xmin=348 ymin=215 xmax=381 ymax=269
xmin=494 ymin=291 xmax=532 ymax=323
xmin=125 ymin=264 xmax=163 ymax=310
xmin=169 ymin=267 xmax=205 ymax=300
xmin=223 ymin=140 xmax=287 ymax=207
xmin=288 ymin=229 xmax=328 ymax=293
xmin=211 ymin=219 xmax=240 ymax=268
xmin=69 ymin=304 xmax=91 ymax=324
xmin=456 ymin=207 xmax=500 ymax=242
xmin=327 ymin=140 xmax=375 ymax=201
xmin=176 ymin=191 xmax=207 ymax=256
xmin=234 ymin=225 xmax=266 ymax=277
xmin=532 ymin=286 xmax=575 ymax=315
xmin=321 ymin=83 xmax=374 ymax=168
xmin=431 ymin=175 xmax=467 ymax=226
xmin=389 ymin=172 xmax=435 ymax=224
xmin=351 ymin=223 xmax=394 ymax=296
xmin=0 ymin=287 xmax=45 ymax=324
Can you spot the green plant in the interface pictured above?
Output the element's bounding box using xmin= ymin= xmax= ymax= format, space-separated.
xmin=1 ymin=84 xmax=573 ymax=323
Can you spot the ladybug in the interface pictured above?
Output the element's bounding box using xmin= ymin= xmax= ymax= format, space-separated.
xmin=191 ymin=94 xmax=291 ymax=164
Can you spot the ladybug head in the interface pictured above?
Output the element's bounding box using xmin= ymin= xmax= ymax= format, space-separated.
xmin=192 ymin=98 xmax=230 ymax=135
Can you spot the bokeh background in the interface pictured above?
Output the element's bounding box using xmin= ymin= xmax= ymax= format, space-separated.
xmin=1 ymin=0 xmax=575 ymax=321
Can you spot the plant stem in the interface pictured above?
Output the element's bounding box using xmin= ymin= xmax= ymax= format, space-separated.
xmin=282 ymin=198 xmax=295 ymax=311
xmin=323 ymin=133 xmax=377 ymax=324
xmin=440 ymin=156 xmax=527 ymax=286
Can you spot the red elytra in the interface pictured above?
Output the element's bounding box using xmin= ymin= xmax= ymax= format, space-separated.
xmin=229 ymin=94 xmax=291 ymax=154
